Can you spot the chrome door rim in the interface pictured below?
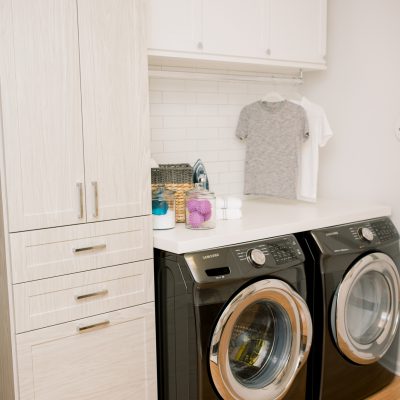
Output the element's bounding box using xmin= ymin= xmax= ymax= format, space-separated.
xmin=333 ymin=252 xmax=400 ymax=365
xmin=209 ymin=279 xmax=312 ymax=400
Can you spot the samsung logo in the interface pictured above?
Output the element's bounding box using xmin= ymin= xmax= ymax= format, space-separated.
xmin=326 ymin=231 xmax=339 ymax=236
xmin=203 ymin=253 xmax=220 ymax=260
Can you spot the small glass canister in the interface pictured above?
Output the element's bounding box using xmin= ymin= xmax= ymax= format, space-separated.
xmin=185 ymin=184 xmax=216 ymax=229
xmin=152 ymin=187 xmax=176 ymax=230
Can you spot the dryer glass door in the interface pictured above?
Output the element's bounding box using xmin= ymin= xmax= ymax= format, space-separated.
xmin=209 ymin=279 xmax=312 ymax=400
xmin=332 ymin=252 xmax=400 ymax=364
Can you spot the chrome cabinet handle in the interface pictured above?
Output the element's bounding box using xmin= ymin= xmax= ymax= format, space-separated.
xmin=75 ymin=289 xmax=109 ymax=301
xmin=76 ymin=182 xmax=84 ymax=219
xmin=92 ymin=181 xmax=99 ymax=217
xmin=72 ymin=243 xmax=106 ymax=254
xmin=77 ymin=320 xmax=110 ymax=333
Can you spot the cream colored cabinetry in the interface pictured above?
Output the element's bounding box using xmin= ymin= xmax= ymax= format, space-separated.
xmin=0 ymin=0 xmax=156 ymax=399
xmin=0 ymin=0 xmax=150 ymax=233
xmin=17 ymin=305 xmax=157 ymax=400
xmin=147 ymin=0 xmax=327 ymax=71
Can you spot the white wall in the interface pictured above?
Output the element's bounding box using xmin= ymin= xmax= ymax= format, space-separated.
xmin=302 ymin=0 xmax=400 ymax=373
xmin=303 ymin=0 xmax=400 ymax=228
xmin=149 ymin=76 xmax=299 ymax=195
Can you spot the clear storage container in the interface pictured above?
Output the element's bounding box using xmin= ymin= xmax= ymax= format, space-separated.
xmin=185 ymin=184 xmax=216 ymax=230
xmin=152 ymin=187 xmax=175 ymax=230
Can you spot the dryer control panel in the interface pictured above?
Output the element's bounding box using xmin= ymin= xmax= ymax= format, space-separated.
xmin=311 ymin=217 xmax=399 ymax=255
xmin=184 ymin=235 xmax=305 ymax=283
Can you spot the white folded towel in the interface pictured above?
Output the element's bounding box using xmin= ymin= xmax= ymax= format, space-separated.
xmin=217 ymin=209 xmax=242 ymax=220
xmin=216 ymin=196 xmax=242 ymax=210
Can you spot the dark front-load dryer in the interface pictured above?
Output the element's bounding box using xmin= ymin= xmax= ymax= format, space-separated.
xmin=297 ymin=217 xmax=400 ymax=400
xmin=155 ymin=235 xmax=313 ymax=400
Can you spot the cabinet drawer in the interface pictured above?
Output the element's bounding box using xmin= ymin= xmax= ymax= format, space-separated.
xmin=17 ymin=304 xmax=157 ymax=400
xmin=10 ymin=216 xmax=152 ymax=283
xmin=13 ymin=260 xmax=154 ymax=333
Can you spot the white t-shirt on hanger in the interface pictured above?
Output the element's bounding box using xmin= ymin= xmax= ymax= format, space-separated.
xmin=291 ymin=97 xmax=333 ymax=202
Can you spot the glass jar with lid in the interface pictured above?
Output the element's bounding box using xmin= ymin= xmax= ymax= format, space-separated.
xmin=185 ymin=183 xmax=216 ymax=230
xmin=152 ymin=186 xmax=175 ymax=230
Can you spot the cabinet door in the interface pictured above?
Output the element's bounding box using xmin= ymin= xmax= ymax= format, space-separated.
xmin=147 ymin=0 xmax=201 ymax=53
xmin=269 ymin=0 xmax=326 ymax=63
xmin=201 ymin=0 xmax=267 ymax=58
xmin=17 ymin=304 xmax=157 ymax=400
xmin=78 ymin=0 xmax=151 ymax=222
xmin=0 ymin=0 xmax=86 ymax=232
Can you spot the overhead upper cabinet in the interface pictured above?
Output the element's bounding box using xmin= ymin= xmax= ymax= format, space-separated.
xmin=0 ymin=0 xmax=86 ymax=232
xmin=269 ymin=0 xmax=326 ymax=64
xmin=201 ymin=0 xmax=267 ymax=59
xmin=0 ymin=0 xmax=151 ymax=232
xmin=147 ymin=0 xmax=327 ymax=71
xmin=147 ymin=0 xmax=201 ymax=53
xmin=78 ymin=0 xmax=151 ymax=223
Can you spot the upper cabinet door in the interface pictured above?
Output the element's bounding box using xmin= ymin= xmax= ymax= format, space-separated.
xmin=201 ymin=0 xmax=267 ymax=58
xmin=78 ymin=0 xmax=151 ymax=223
xmin=147 ymin=0 xmax=201 ymax=53
xmin=0 ymin=0 xmax=86 ymax=232
xmin=269 ymin=0 xmax=327 ymax=64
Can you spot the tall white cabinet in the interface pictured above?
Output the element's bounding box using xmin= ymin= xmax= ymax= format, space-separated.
xmin=0 ymin=0 xmax=156 ymax=399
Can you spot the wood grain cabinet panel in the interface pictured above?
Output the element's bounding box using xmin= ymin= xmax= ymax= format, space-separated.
xmin=78 ymin=0 xmax=151 ymax=223
xmin=0 ymin=0 xmax=86 ymax=232
xmin=17 ymin=305 xmax=157 ymax=400
xmin=13 ymin=261 xmax=154 ymax=333
xmin=0 ymin=0 xmax=151 ymax=232
xmin=10 ymin=216 xmax=153 ymax=283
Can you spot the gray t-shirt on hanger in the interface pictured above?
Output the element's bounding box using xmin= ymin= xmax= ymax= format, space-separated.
xmin=236 ymin=100 xmax=308 ymax=199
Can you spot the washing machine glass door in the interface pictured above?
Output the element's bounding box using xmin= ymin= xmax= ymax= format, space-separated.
xmin=209 ymin=279 xmax=312 ymax=400
xmin=332 ymin=252 xmax=400 ymax=365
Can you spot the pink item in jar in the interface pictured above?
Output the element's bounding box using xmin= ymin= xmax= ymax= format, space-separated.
xmin=187 ymin=199 xmax=199 ymax=213
xmin=198 ymin=199 xmax=212 ymax=215
xmin=188 ymin=211 xmax=204 ymax=228
xmin=203 ymin=211 xmax=212 ymax=222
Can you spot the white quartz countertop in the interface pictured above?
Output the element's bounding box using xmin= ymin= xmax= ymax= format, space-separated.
xmin=153 ymin=197 xmax=391 ymax=254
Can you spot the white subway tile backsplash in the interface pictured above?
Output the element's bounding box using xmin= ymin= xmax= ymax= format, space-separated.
xmin=196 ymin=116 xmax=233 ymax=128
xmin=218 ymin=81 xmax=248 ymax=94
xmin=163 ymin=140 xmax=197 ymax=153
xmin=218 ymin=104 xmax=243 ymax=116
xmin=185 ymin=80 xmax=219 ymax=93
xmin=196 ymin=93 xmax=228 ymax=104
xmin=163 ymin=91 xmax=196 ymax=104
xmin=186 ymin=104 xmax=219 ymax=116
xmin=151 ymin=141 xmax=164 ymax=154
xmin=150 ymin=78 xmax=186 ymax=92
xmin=164 ymin=116 xmax=197 ymax=128
xmin=150 ymin=104 xmax=186 ymax=116
xmin=186 ymin=127 xmax=219 ymax=139
xmin=151 ymin=128 xmax=187 ymax=141
xmin=149 ymin=75 xmax=297 ymax=195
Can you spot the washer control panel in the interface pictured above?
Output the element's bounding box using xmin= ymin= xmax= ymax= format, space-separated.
xmin=233 ymin=235 xmax=304 ymax=268
xmin=184 ymin=235 xmax=305 ymax=283
xmin=312 ymin=217 xmax=399 ymax=255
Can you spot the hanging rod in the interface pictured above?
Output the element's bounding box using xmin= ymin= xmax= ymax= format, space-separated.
xmin=148 ymin=67 xmax=303 ymax=84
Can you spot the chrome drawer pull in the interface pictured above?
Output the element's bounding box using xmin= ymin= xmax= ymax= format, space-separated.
xmin=76 ymin=182 xmax=84 ymax=219
xmin=77 ymin=320 xmax=110 ymax=333
xmin=92 ymin=181 xmax=99 ymax=217
xmin=75 ymin=289 xmax=109 ymax=301
xmin=72 ymin=244 xmax=106 ymax=254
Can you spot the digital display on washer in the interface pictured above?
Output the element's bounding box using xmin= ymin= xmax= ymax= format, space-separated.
xmin=268 ymin=240 xmax=301 ymax=265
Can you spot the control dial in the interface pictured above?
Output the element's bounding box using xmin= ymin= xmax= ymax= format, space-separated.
xmin=358 ymin=227 xmax=374 ymax=242
xmin=247 ymin=249 xmax=266 ymax=267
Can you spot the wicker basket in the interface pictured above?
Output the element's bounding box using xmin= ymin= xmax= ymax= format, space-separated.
xmin=151 ymin=164 xmax=194 ymax=223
